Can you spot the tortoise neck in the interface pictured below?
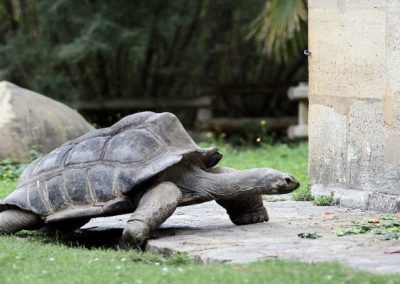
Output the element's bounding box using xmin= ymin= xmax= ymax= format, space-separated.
xmin=159 ymin=162 xmax=298 ymax=203
xmin=158 ymin=163 xmax=212 ymax=206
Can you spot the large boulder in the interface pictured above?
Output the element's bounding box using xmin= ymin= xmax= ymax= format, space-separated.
xmin=0 ymin=81 xmax=94 ymax=161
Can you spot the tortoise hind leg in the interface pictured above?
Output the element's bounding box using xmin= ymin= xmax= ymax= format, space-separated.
xmin=210 ymin=167 xmax=269 ymax=225
xmin=0 ymin=208 xmax=42 ymax=234
xmin=120 ymin=182 xmax=182 ymax=249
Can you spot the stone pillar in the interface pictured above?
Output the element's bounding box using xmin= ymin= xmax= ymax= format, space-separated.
xmin=308 ymin=0 xmax=400 ymax=212
xmin=287 ymin=82 xmax=309 ymax=139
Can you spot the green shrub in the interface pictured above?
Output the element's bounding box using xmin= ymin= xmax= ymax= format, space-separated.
xmin=313 ymin=194 xmax=338 ymax=206
xmin=0 ymin=159 xmax=26 ymax=180
xmin=0 ymin=146 xmax=42 ymax=181
xmin=292 ymin=186 xmax=313 ymax=201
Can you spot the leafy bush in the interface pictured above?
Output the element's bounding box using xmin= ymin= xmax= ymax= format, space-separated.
xmin=0 ymin=159 xmax=26 ymax=180
xmin=0 ymin=0 xmax=306 ymax=127
xmin=292 ymin=186 xmax=313 ymax=201
xmin=313 ymin=194 xmax=338 ymax=206
xmin=0 ymin=146 xmax=42 ymax=181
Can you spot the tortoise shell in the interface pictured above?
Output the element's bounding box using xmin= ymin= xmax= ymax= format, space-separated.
xmin=0 ymin=112 xmax=221 ymax=223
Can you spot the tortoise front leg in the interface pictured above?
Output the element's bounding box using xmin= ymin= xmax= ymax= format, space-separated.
xmin=216 ymin=195 xmax=269 ymax=225
xmin=209 ymin=167 xmax=269 ymax=225
xmin=121 ymin=182 xmax=182 ymax=249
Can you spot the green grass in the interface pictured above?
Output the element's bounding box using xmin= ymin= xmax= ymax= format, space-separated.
xmin=1 ymin=143 xmax=399 ymax=283
xmin=0 ymin=234 xmax=398 ymax=284
xmin=0 ymin=180 xmax=17 ymax=198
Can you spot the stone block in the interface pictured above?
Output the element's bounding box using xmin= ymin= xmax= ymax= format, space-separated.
xmin=386 ymin=8 xmax=400 ymax=92
xmin=348 ymin=101 xmax=400 ymax=195
xmin=311 ymin=184 xmax=400 ymax=213
xmin=383 ymin=96 xmax=400 ymax=131
xmin=339 ymin=0 xmax=387 ymax=9
xmin=308 ymin=0 xmax=339 ymax=9
xmin=367 ymin=192 xmax=400 ymax=212
xmin=309 ymin=4 xmax=386 ymax=99
xmin=311 ymin=184 xmax=370 ymax=210
xmin=338 ymin=190 xmax=370 ymax=211
xmin=384 ymin=134 xmax=400 ymax=164
xmin=309 ymin=104 xmax=347 ymax=185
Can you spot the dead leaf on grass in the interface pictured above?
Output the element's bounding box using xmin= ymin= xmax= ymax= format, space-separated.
xmin=368 ymin=217 xmax=380 ymax=224
xmin=322 ymin=210 xmax=335 ymax=219
xmin=384 ymin=249 xmax=400 ymax=254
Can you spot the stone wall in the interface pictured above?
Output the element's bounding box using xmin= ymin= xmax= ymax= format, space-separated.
xmin=308 ymin=0 xmax=400 ymax=212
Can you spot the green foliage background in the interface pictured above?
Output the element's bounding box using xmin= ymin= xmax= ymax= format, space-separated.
xmin=0 ymin=0 xmax=307 ymax=119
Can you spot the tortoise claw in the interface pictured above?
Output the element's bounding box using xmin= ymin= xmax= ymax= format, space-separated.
xmin=229 ymin=207 xmax=269 ymax=225
xmin=120 ymin=222 xmax=150 ymax=250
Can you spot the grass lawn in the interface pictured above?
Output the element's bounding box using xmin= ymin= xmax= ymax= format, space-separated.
xmin=0 ymin=143 xmax=399 ymax=284
xmin=0 ymin=180 xmax=16 ymax=197
xmin=217 ymin=142 xmax=309 ymax=200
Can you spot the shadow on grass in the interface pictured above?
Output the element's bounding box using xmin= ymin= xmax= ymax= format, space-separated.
xmin=15 ymin=228 xmax=123 ymax=249
xmin=14 ymin=226 xmax=181 ymax=251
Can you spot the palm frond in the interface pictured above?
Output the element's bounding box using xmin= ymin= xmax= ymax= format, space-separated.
xmin=248 ymin=0 xmax=307 ymax=61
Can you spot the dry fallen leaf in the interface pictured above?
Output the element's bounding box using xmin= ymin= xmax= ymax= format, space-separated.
xmin=384 ymin=249 xmax=400 ymax=254
xmin=322 ymin=210 xmax=335 ymax=219
xmin=369 ymin=216 xmax=380 ymax=224
xmin=395 ymin=212 xmax=400 ymax=219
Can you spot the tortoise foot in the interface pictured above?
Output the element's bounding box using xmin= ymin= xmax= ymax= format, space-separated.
xmin=229 ymin=207 xmax=269 ymax=225
xmin=120 ymin=221 xmax=150 ymax=250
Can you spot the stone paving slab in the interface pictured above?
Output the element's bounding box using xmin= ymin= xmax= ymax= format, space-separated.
xmin=82 ymin=201 xmax=400 ymax=274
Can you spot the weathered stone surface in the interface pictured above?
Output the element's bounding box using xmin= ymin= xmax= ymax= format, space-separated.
xmin=308 ymin=104 xmax=347 ymax=186
xmin=82 ymin=201 xmax=400 ymax=274
xmin=0 ymin=81 xmax=93 ymax=161
xmin=367 ymin=192 xmax=400 ymax=213
xmin=309 ymin=2 xmax=386 ymax=99
xmin=311 ymin=185 xmax=370 ymax=210
xmin=347 ymin=100 xmax=398 ymax=194
xmin=311 ymin=185 xmax=400 ymax=213
xmin=308 ymin=1 xmax=400 ymax=212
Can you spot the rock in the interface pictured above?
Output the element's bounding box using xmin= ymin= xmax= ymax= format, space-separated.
xmin=0 ymin=81 xmax=94 ymax=161
xmin=82 ymin=201 xmax=400 ymax=274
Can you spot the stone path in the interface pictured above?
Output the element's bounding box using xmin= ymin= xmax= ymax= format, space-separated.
xmin=82 ymin=201 xmax=400 ymax=274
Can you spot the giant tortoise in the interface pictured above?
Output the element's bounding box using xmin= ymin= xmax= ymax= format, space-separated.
xmin=0 ymin=112 xmax=299 ymax=248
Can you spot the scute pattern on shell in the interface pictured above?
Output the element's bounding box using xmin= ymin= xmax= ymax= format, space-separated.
xmin=0 ymin=112 xmax=220 ymax=221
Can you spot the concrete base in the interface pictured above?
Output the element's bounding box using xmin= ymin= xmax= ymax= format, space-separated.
xmin=82 ymin=201 xmax=400 ymax=274
xmin=311 ymin=185 xmax=400 ymax=213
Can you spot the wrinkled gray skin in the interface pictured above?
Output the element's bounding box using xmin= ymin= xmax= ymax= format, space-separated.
xmin=0 ymin=112 xmax=299 ymax=249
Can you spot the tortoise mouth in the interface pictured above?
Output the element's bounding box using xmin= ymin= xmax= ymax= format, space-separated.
xmin=287 ymin=176 xmax=300 ymax=189
xmin=289 ymin=180 xmax=300 ymax=191
xmin=281 ymin=177 xmax=300 ymax=193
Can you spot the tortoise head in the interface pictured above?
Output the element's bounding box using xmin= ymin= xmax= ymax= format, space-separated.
xmin=259 ymin=168 xmax=300 ymax=194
